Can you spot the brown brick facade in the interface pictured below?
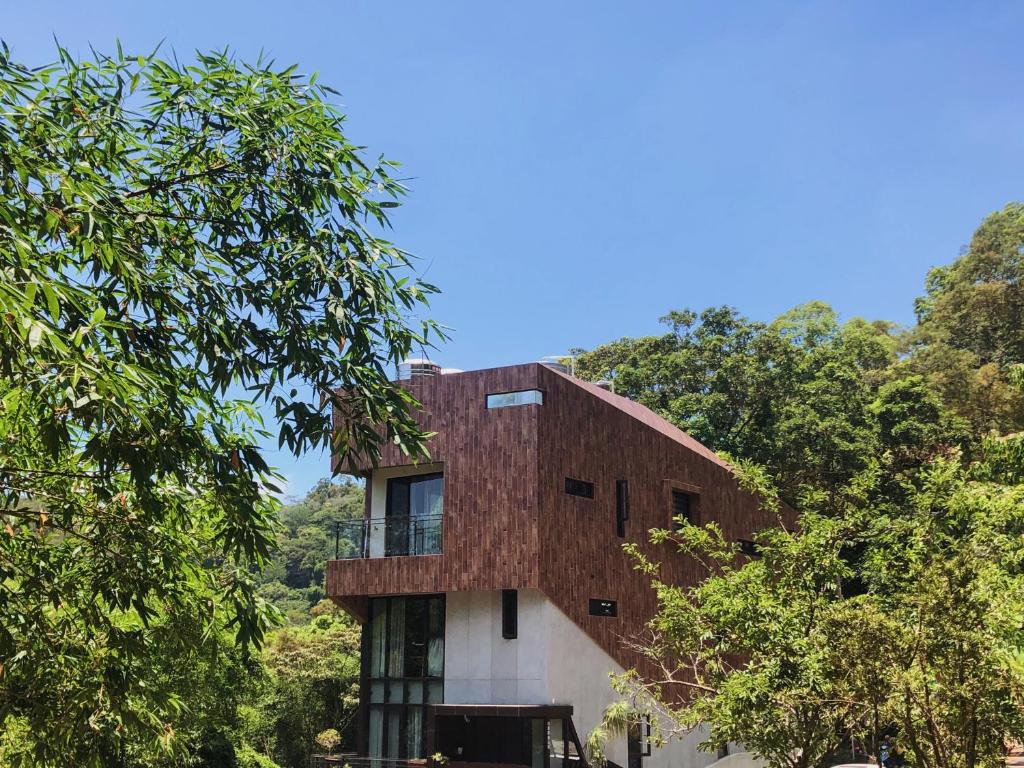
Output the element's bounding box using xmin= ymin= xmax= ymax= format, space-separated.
xmin=326 ymin=363 xmax=783 ymax=675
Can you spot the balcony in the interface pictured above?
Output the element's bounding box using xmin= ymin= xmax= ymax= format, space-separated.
xmin=334 ymin=514 xmax=443 ymax=559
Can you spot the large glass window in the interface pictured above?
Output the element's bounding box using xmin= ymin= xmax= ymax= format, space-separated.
xmin=387 ymin=473 xmax=443 ymax=518
xmin=366 ymin=595 xmax=445 ymax=761
xmin=385 ymin=474 xmax=443 ymax=556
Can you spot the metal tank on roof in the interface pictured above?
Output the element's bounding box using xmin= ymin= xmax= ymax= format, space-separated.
xmin=537 ymin=355 xmax=575 ymax=376
xmin=398 ymin=358 xmax=442 ymax=379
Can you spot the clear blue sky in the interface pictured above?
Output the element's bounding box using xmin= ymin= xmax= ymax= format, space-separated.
xmin=5 ymin=2 xmax=1023 ymax=497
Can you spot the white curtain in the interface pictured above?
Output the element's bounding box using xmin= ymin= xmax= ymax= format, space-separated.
xmin=387 ymin=597 xmax=406 ymax=678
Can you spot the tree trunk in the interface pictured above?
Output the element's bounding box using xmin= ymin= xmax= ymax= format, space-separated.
xmin=964 ymin=709 xmax=978 ymax=768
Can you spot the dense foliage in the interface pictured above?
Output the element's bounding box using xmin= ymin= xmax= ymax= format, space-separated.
xmin=576 ymin=304 xmax=968 ymax=508
xmin=232 ymin=605 xmax=360 ymax=768
xmin=0 ymin=479 xmax=365 ymax=768
xmin=584 ymin=205 xmax=1024 ymax=768
xmin=607 ymin=450 xmax=1024 ymax=768
xmin=0 ymin=43 xmax=439 ymax=767
xmin=910 ymin=203 xmax=1024 ymax=435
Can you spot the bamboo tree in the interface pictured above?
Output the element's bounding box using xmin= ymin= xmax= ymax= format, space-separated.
xmin=0 ymin=42 xmax=442 ymax=766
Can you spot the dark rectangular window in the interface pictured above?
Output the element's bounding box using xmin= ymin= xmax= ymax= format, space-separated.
xmin=501 ymin=589 xmax=518 ymax=639
xmin=589 ymin=598 xmax=617 ymax=617
xmin=738 ymin=539 xmax=760 ymax=557
xmin=615 ymin=479 xmax=629 ymax=538
xmin=565 ymin=477 xmax=594 ymax=499
xmin=628 ymin=716 xmax=653 ymax=768
xmin=671 ymin=490 xmax=692 ymax=530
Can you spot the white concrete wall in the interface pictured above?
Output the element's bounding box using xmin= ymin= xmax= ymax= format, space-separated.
xmin=539 ymin=592 xmax=626 ymax=767
xmin=443 ymin=589 xmax=734 ymax=768
xmin=444 ymin=590 xmax=549 ymax=704
xmin=366 ymin=463 xmax=443 ymax=557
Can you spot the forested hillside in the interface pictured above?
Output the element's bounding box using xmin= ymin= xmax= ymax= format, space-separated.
xmin=258 ymin=479 xmax=364 ymax=625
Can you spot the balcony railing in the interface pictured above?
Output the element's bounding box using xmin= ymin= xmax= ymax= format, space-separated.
xmin=334 ymin=514 xmax=443 ymax=559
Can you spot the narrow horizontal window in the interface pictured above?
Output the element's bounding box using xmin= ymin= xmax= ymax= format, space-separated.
xmin=565 ymin=477 xmax=594 ymax=499
xmin=589 ymin=598 xmax=617 ymax=617
xmin=486 ymin=389 xmax=544 ymax=409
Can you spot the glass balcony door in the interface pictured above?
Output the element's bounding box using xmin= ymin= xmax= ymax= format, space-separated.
xmin=385 ymin=473 xmax=443 ymax=556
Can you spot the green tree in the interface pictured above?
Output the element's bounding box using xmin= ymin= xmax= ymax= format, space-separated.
xmin=315 ymin=729 xmax=342 ymax=755
xmin=910 ymin=203 xmax=1024 ymax=434
xmin=602 ymin=452 xmax=1024 ymax=768
xmin=601 ymin=487 xmax=867 ymax=768
xmin=0 ymin=44 xmax=440 ymax=766
xmin=123 ymin=608 xmax=263 ymax=768
xmin=241 ymin=611 xmax=361 ymax=768
xmin=575 ymin=303 xmax=904 ymax=505
xmin=843 ymin=458 xmax=1024 ymax=768
xmin=1 ymin=570 xmax=272 ymax=768
xmin=865 ymin=375 xmax=970 ymax=506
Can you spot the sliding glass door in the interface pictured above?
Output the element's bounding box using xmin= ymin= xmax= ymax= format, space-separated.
xmin=385 ymin=473 xmax=443 ymax=556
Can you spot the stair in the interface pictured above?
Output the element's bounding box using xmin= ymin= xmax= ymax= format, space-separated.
xmin=1007 ymin=743 xmax=1024 ymax=768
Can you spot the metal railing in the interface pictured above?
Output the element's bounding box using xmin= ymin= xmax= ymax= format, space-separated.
xmin=334 ymin=514 xmax=443 ymax=559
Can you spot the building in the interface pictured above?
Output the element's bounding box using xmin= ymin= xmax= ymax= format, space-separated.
xmin=326 ymin=361 xmax=781 ymax=768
